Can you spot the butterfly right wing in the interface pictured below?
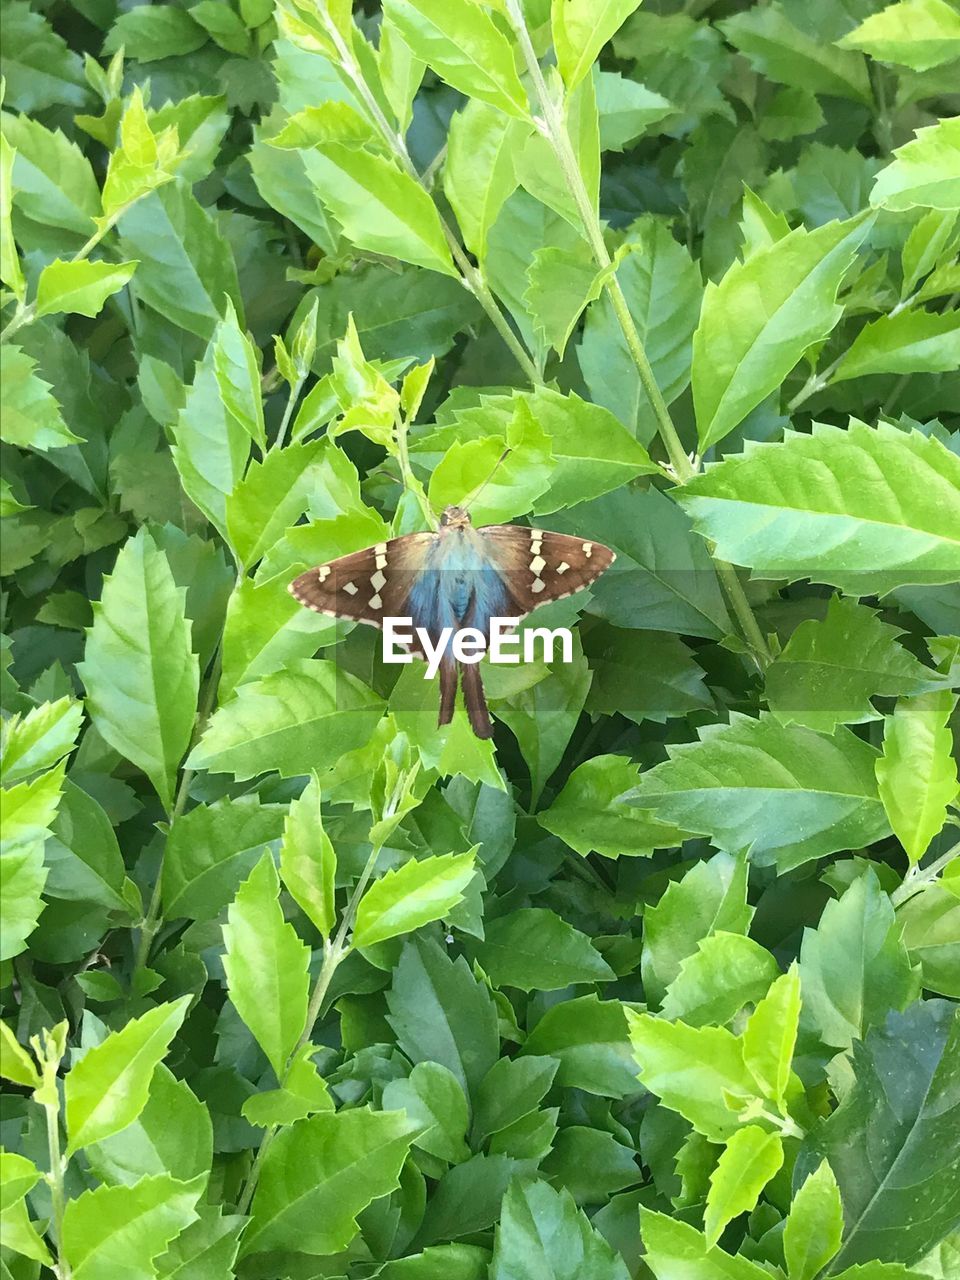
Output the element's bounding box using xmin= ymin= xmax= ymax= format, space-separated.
xmin=289 ymin=531 xmax=436 ymax=647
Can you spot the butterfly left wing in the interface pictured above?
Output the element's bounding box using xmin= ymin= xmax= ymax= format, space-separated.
xmin=289 ymin=531 xmax=435 ymax=648
xmin=478 ymin=524 xmax=616 ymax=617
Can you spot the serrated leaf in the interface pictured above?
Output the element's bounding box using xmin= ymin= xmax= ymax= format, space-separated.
xmin=443 ymin=100 xmax=531 ymax=260
xmin=838 ymin=0 xmax=960 ymax=73
xmin=2 ymin=113 xmax=99 ymax=236
xmin=552 ymin=0 xmax=645 ymax=93
xmin=642 ymin=1208 xmax=773 ymax=1280
xmin=61 ymin=1174 xmax=202 ymax=1280
xmin=382 ymin=1061 xmax=471 ymax=1163
xmin=211 ymin=299 xmax=266 ymax=452
xmin=0 ymin=1019 xmax=40 ymax=1087
xmin=477 ymin=907 xmax=616 ymax=992
xmin=704 ymin=1125 xmax=784 ymax=1247
xmin=35 ymin=258 xmax=138 ymax=320
xmin=0 ymin=695 xmax=83 ymax=785
xmin=678 ymin=421 xmax=960 ymax=595
xmin=279 ymin=773 xmax=337 ymax=939
xmin=797 ymin=1000 xmax=960 ymax=1269
xmin=800 ymin=870 xmax=919 ymax=1050
xmin=834 ymin=309 xmax=960 ymax=381
xmin=1 ymin=0 xmax=86 ymax=112
xmin=0 ymin=345 xmax=78 ymax=452
xmin=243 ymin=1108 xmax=418 ymax=1255
xmin=766 ymin=596 xmax=947 ymax=733
xmin=77 ymin=529 xmax=199 ymax=813
xmin=784 ymin=1159 xmax=844 ymax=1280
xmin=524 ymin=244 xmax=605 ymax=358
xmin=897 ymin=885 xmax=960 ymax=998
xmin=742 ymin=965 xmax=801 ymax=1106
xmin=222 ymin=854 xmax=310 ymax=1079
xmin=490 ymin=1176 xmax=631 ymax=1279
xmin=629 ymin=712 xmax=890 ymax=872
xmin=877 ymin=690 xmax=958 ymax=865
xmin=0 ymin=761 xmax=65 ymax=960
xmin=303 ymin=143 xmax=456 ymax=276
xmin=188 ymin=659 xmax=384 ymax=780
xmin=104 ymin=6 xmax=208 ymax=61
xmin=871 ymin=117 xmax=960 ymax=212
xmin=384 ymin=0 xmax=529 ymax=119
xmin=65 ymin=998 xmax=190 ymax=1155
xmin=626 ymin=1010 xmax=758 ymax=1141
xmin=354 ymin=852 xmax=476 ymax=948
xmin=660 ymin=932 xmax=780 ymax=1028
xmin=692 ymin=213 xmax=870 ymax=449
xmin=225 ymin=441 xmax=334 ymax=570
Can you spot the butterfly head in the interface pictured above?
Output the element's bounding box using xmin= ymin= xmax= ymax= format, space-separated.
xmin=440 ymin=505 xmax=473 ymax=529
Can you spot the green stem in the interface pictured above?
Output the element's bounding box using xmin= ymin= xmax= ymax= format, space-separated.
xmin=891 ymin=839 xmax=960 ymax=907
xmin=43 ymin=1100 xmax=70 ymax=1279
xmin=396 ymin=414 xmax=438 ymax=530
xmin=273 ymin=373 xmax=305 ymax=452
xmin=316 ymin=5 xmax=541 ymax=386
xmin=714 ymin=561 xmax=773 ymax=668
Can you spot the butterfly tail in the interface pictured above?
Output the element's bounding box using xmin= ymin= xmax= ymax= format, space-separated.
xmin=460 ymin=661 xmax=493 ymax=739
xmin=438 ymin=656 xmax=459 ymax=729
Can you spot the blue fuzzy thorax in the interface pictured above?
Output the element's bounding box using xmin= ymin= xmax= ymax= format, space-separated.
xmin=407 ymin=526 xmax=511 ymax=638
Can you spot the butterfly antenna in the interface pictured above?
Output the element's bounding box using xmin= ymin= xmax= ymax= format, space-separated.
xmin=463 ymin=447 xmax=513 ymax=513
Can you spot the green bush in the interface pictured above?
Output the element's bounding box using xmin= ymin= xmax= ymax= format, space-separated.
xmin=1 ymin=0 xmax=959 ymax=1277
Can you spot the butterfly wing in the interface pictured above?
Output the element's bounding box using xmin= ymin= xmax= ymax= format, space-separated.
xmin=478 ymin=524 xmax=616 ymax=617
xmin=289 ymin=531 xmax=436 ymax=650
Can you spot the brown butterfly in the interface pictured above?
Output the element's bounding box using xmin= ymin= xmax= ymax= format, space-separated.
xmin=289 ymin=505 xmax=615 ymax=739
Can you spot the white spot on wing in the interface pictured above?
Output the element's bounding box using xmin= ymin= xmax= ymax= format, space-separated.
xmin=318 ymin=566 xmax=331 ymax=581
xmin=557 ymin=561 xmax=570 ymax=574
xmin=371 ymin=569 xmax=386 ymax=591
xmin=370 ymin=593 xmax=382 ymax=609
xmin=530 ymin=554 xmax=545 ymax=573
xmin=344 ymin=581 xmax=358 ymax=595
xmin=532 ymin=579 xmax=545 ymax=593
xmin=582 ymin=542 xmax=593 ymax=557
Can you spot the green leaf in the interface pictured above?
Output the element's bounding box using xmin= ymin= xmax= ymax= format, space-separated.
xmin=100 ymin=88 xmax=180 ymax=219
xmin=211 ymin=299 xmax=266 ymax=452
xmin=838 ymin=0 xmax=960 ymax=73
xmin=226 ymin=441 xmax=336 ymax=570
xmin=279 ymin=773 xmax=337 ymax=939
xmin=382 ymin=1061 xmax=471 ymax=1163
xmin=799 ymin=999 xmax=960 ymax=1270
xmin=490 ymin=1176 xmax=630 ymax=1279
xmin=0 ymin=0 xmax=86 ymax=112
xmin=35 ymin=259 xmax=138 ymax=320
xmin=692 ymin=213 xmax=870 ymax=449
xmin=877 ymin=691 xmax=958 ymax=866
xmin=630 ymin=712 xmax=889 ymax=872
xmin=834 ymin=309 xmax=960 ymax=381
xmin=537 ymin=754 xmax=687 ymax=858
xmin=154 ymin=1206 xmax=245 ymax=1280
xmin=354 ymin=852 xmax=476 ymax=947
xmin=0 ymin=762 xmax=64 ymax=960
xmin=386 ymin=935 xmax=499 ymax=1097
xmin=678 ymin=422 xmax=960 ymax=595
xmin=162 ymin=794 xmax=286 ymax=922
xmin=477 ymin=907 xmax=616 ymax=992
xmin=77 ymin=529 xmax=199 ymax=813
xmin=596 ymin=71 xmax=673 ymax=151
xmin=302 ymin=143 xmax=456 ymax=276
xmin=641 ymin=1209 xmax=773 ymax=1280
xmin=65 ymin=998 xmax=190 ymax=1155
xmin=189 ymin=659 xmax=384 ymax=780
xmin=765 ymin=596 xmax=947 ymax=733
xmin=443 ymin=100 xmax=530 ymax=260
xmin=383 ymin=0 xmax=529 ymax=118
xmin=222 ymin=854 xmax=310 ymax=1080
xmin=871 ymin=117 xmax=960 ymax=212
xmin=0 ymin=1019 xmax=40 ymax=1087
xmin=104 ymin=5 xmax=208 ymax=61
xmin=897 ymin=885 xmax=960 ymax=998
xmin=2 ymin=113 xmax=99 ymax=237
xmin=742 ymin=966 xmax=801 ymax=1107
xmin=0 ymin=695 xmax=82 ymax=785
xmin=585 ymin=627 xmax=711 ymax=726
xmin=627 ymin=1010 xmax=759 ymax=1141
xmin=0 ymin=133 xmax=25 ymax=304
xmin=61 ymin=1174 xmax=202 ymax=1280
xmin=118 ymin=181 xmax=240 ymax=339
xmin=704 ymin=1124 xmax=784 ymax=1247
xmin=642 ymin=852 xmax=752 ymax=1007
xmin=660 ymin=933 xmax=780 ymax=1028
xmin=522 ymin=995 xmax=636 ymax=1098
xmin=243 ymin=1108 xmax=418 ymax=1255
xmin=579 ymin=217 xmax=701 ymax=443
xmin=45 ymin=779 xmax=131 ymax=913
xmin=524 ymin=244 xmax=605 ymax=358
xmin=799 ymin=870 xmax=919 ymax=1050
xmin=241 ymin=1043 xmax=334 ymax=1127
xmin=473 ymin=1056 xmax=559 ymax=1144
xmin=784 ymin=1159 xmax=844 ymax=1280
xmin=552 ymin=0 xmax=644 ymax=93
xmin=0 ymin=345 xmax=78 ymax=452
xmin=718 ymin=4 xmax=871 ymax=104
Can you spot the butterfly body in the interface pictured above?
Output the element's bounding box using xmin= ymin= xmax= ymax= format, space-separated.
xmin=289 ymin=505 xmax=615 ymax=738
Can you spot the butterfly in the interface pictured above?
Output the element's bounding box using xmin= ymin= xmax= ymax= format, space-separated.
xmin=289 ymin=505 xmax=616 ymax=739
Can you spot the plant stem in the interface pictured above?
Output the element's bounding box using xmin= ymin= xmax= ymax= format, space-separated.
xmin=396 ymin=414 xmax=438 ymax=530
xmin=273 ymin=373 xmax=305 ymax=452
xmin=317 ymin=6 xmax=541 ymax=386
xmin=505 ymin=0 xmax=773 ymax=670
xmin=43 ymin=1100 xmax=70 ymax=1279
xmin=891 ymin=839 xmax=960 ymax=907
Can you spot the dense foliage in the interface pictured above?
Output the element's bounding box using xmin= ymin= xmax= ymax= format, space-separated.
xmin=2 ymin=0 xmax=960 ymax=1276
